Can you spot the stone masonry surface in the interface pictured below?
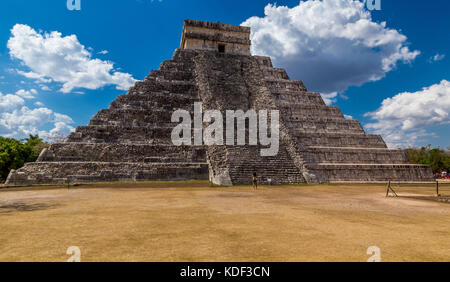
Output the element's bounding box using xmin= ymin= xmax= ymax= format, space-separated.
xmin=5 ymin=20 xmax=433 ymax=185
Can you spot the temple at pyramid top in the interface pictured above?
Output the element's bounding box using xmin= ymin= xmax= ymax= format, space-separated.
xmin=180 ymin=19 xmax=251 ymax=55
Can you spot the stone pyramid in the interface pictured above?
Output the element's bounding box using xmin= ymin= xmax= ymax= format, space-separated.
xmin=6 ymin=20 xmax=433 ymax=186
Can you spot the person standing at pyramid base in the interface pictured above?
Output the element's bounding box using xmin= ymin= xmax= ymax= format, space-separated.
xmin=251 ymin=172 xmax=258 ymax=190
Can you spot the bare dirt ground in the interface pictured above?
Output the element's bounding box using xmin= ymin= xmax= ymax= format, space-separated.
xmin=0 ymin=181 xmax=449 ymax=262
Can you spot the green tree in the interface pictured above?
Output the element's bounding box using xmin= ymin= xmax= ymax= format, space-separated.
xmin=0 ymin=135 xmax=49 ymax=181
xmin=405 ymin=146 xmax=450 ymax=173
xmin=23 ymin=134 xmax=49 ymax=159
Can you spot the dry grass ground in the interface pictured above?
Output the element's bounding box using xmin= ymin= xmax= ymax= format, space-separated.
xmin=0 ymin=181 xmax=449 ymax=262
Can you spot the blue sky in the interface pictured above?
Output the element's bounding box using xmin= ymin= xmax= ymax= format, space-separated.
xmin=0 ymin=0 xmax=448 ymax=148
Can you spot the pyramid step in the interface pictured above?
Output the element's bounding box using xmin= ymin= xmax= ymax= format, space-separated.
xmin=262 ymin=67 xmax=289 ymax=80
xmin=159 ymin=60 xmax=195 ymax=72
xmin=5 ymin=162 xmax=209 ymax=185
xmin=131 ymin=79 xmax=196 ymax=93
xmin=111 ymin=92 xmax=199 ymax=109
xmin=280 ymin=105 xmax=344 ymax=119
xmin=89 ymin=108 xmax=194 ymax=126
xmin=296 ymin=133 xmax=387 ymax=148
xmin=274 ymin=91 xmax=326 ymax=106
xmin=266 ymin=79 xmax=307 ymax=92
xmin=285 ymin=118 xmax=364 ymax=134
xmin=303 ymin=146 xmax=409 ymax=164
xmin=307 ymin=163 xmax=434 ymax=182
xmin=39 ymin=143 xmax=206 ymax=163
xmin=68 ymin=125 xmax=177 ymax=143
xmin=147 ymin=69 xmax=194 ymax=81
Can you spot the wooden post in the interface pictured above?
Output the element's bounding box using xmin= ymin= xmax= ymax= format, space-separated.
xmin=436 ymin=180 xmax=439 ymax=197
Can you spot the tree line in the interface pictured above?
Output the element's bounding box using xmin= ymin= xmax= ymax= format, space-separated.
xmin=0 ymin=135 xmax=49 ymax=181
xmin=405 ymin=146 xmax=450 ymax=173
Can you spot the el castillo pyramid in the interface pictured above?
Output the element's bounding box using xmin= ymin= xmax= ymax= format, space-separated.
xmin=6 ymin=20 xmax=433 ymax=186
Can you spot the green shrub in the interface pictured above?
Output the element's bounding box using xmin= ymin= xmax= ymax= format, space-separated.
xmin=0 ymin=135 xmax=49 ymax=181
xmin=405 ymin=146 xmax=450 ymax=173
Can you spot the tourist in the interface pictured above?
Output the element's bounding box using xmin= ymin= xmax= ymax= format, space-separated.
xmin=251 ymin=172 xmax=258 ymax=190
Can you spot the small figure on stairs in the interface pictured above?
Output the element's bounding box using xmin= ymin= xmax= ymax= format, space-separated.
xmin=251 ymin=172 xmax=258 ymax=190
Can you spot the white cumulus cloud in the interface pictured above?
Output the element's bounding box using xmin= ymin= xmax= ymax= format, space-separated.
xmin=430 ymin=53 xmax=445 ymax=62
xmin=7 ymin=24 xmax=137 ymax=93
xmin=16 ymin=70 xmax=52 ymax=83
xmin=365 ymin=80 xmax=450 ymax=148
xmin=242 ymin=0 xmax=420 ymax=96
xmin=40 ymin=85 xmax=51 ymax=91
xmin=0 ymin=106 xmax=75 ymax=141
xmin=344 ymin=114 xmax=353 ymax=120
xmin=0 ymin=91 xmax=74 ymax=140
xmin=15 ymin=89 xmax=37 ymax=99
xmin=0 ymin=92 xmax=25 ymax=111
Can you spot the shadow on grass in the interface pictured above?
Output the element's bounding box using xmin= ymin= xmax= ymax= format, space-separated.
xmin=0 ymin=180 xmax=216 ymax=192
xmin=0 ymin=202 xmax=59 ymax=214
xmin=397 ymin=196 xmax=450 ymax=204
